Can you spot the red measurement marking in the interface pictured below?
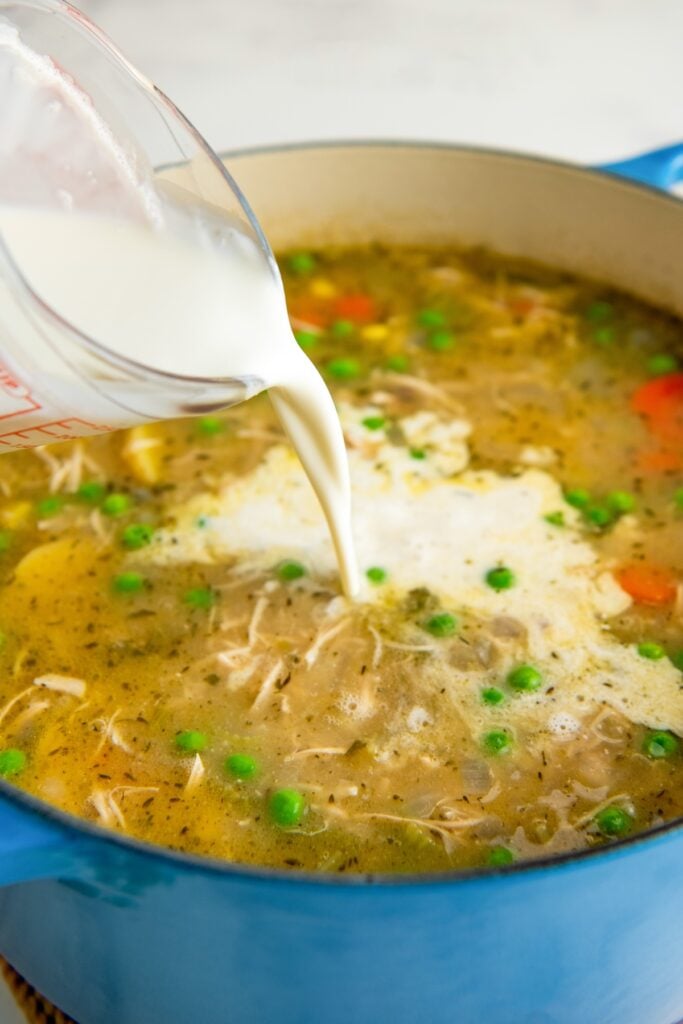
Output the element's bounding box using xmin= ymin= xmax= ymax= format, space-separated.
xmin=0 ymin=363 xmax=42 ymax=421
xmin=0 ymin=417 xmax=113 ymax=449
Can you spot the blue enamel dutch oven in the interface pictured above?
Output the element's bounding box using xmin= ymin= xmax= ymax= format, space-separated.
xmin=2 ymin=140 xmax=683 ymax=1024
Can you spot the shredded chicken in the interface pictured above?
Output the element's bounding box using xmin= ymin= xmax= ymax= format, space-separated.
xmin=384 ymin=640 xmax=437 ymax=653
xmin=92 ymin=709 xmax=134 ymax=755
xmin=304 ymin=617 xmax=350 ymax=668
xmin=367 ymin=625 xmax=384 ymax=669
xmin=216 ymin=645 xmax=253 ymax=666
xmin=251 ymin=659 xmax=285 ymax=711
xmin=88 ymin=785 xmax=158 ymax=829
xmin=360 ymin=810 xmax=486 ymax=847
xmin=0 ymin=686 xmax=34 ymax=729
xmin=34 ymin=674 xmax=87 ymax=698
xmin=11 ymin=699 xmax=50 ymax=731
xmin=247 ymin=595 xmax=269 ymax=646
xmin=185 ymin=753 xmax=205 ymax=791
xmin=285 ymin=747 xmax=347 ymax=762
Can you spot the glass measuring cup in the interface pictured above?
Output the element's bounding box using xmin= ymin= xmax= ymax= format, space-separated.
xmin=0 ymin=0 xmax=279 ymax=451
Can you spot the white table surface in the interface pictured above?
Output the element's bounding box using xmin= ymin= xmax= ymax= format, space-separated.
xmin=80 ymin=0 xmax=683 ymax=164
xmin=1 ymin=0 xmax=682 ymax=1019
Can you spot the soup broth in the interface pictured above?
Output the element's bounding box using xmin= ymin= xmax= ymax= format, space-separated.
xmin=0 ymin=244 xmax=682 ymax=873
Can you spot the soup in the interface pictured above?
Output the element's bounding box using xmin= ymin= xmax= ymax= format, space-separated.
xmin=0 ymin=244 xmax=681 ymax=874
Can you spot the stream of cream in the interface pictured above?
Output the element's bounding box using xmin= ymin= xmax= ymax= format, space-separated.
xmin=0 ymin=207 xmax=360 ymax=596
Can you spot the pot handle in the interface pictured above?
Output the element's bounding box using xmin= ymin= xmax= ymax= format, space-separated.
xmin=597 ymin=142 xmax=683 ymax=191
xmin=0 ymin=787 xmax=89 ymax=886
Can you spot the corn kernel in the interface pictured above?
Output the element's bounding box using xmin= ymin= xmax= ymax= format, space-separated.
xmin=361 ymin=323 xmax=389 ymax=342
xmin=121 ymin=425 xmax=163 ymax=485
xmin=0 ymin=501 xmax=32 ymax=529
xmin=308 ymin=278 xmax=337 ymax=300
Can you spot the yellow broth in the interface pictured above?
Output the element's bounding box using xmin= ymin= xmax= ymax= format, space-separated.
xmin=0 ymin=244 xmax=682 ymax=873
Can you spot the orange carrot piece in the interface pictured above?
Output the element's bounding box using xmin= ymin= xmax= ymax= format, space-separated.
xmin=632 ymin=373 xmax=683 ymax=446
xmin=636 ymin=447 xmax=683 ymax=474
xmin=508 ymin=297 xmax=537 ymax=317
xmin=288 ymin=299 xmax=330 ymax=330
xmin=615 ymin=565 xmax=678 ymax=606
xmin=632 ymin=373 xmax=683 ymax=417
xmin=333 ymin=293 xmax=377 ymax=324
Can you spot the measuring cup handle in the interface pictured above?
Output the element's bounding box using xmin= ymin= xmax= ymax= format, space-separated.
xmin=596 ymin=142 xmax=683 ymax=191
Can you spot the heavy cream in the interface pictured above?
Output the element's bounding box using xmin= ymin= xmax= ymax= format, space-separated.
xmin=0 ymin=207 xmax=359 ymax=595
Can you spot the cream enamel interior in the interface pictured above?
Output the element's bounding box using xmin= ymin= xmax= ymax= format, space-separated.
xmin=216 ymin=144 xmax=683 ymax=316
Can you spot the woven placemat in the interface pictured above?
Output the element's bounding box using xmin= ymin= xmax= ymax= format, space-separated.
xmin=0 ymin=958 xmax=76 ymax=1024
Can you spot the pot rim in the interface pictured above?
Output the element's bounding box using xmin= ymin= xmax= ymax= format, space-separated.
xmin=219 ymin=136 xmax=683 ymax=208
xmin=3 ymin=137 xmax=682 ymax=889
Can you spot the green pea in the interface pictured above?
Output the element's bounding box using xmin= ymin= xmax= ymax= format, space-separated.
xmin=330 ymin=319 xmax=354 ymax=338
xmin=326 ymin=358 xmax=360 ymax=380
xmin=487 ymin=845 xmax=514 ymax=867
xmin=287 ymin=251 xmax=316 ymax=275
xmin=422 ymin=612 xmax=458 ymax=638
xmin=175 ymin=730 xmax=208 ymax=754
xmin=294 ymin=329 xmax=318 ymax=351
xmin=482 ymin=687 xmax=505 ymax=706
xmin=410 ymin=448 xmax=427 ymax=461
xmin=225 ymin=753 xmax=259 ymax=780
xmin=269 ymin=788 xmax=305 ymax=827
xmin=361 ymin=416 xmax=386 ymax=431
xmin=647 ymin=353 xmax=678 ymax=376
xmin=584 ymin=300 xmax=613 ymax=323
xmin=564 ymin=489 xmax=591 ymax=509
xmin=0 ymin=530 xmax=12 ymax=553
xmin=507 ymin=664 xmax=542 ymax=692
xmin=670 ymin=651 xmax=683 ymax=672
xmin=36 ymin=496 xmax=64 ymax=518
xmin=0 ymin=748 xmax=26 ymax=777
xmin=592 ymin=326 xmax=616 ymax=346
xmin=637 ymin=642 xmax=666 ymax=661
xmin=276 ymin=560 xmax=306 ymax=582
xmin=184 ymin=587 xmax=216 ymax=610
xmin=594 ymin=805 xmax=632 ymax=838
xmin=428 ymin=330 xmax=455 ymax=352
xmin=543 ymin=511 xmax=565 ymax=527
xmin=674 ymin=488 xmax=683 ymax=511
xmin=606 ymin=491 xmax=636 ymax=514
xmin=112 ymin=572 xmax=145 ymax=595
xmin=482 ymin=729 xmax=512 ymax=755
xmin=102 ymin=493 xmax=132 ymax=517
xmin=385 ymin=354 xmax=409 ymax=373
xmin=121 ymin=523 xmax=154 ymax=550
xmin=76 ymin=480 xmax=106 ymax=503
xmin=197 ymin=416 xmax=223 ymax=436
xmin=366 ymin=566 xmax=388 ymax=584
xmin=643 ymin=730 xmax=679 ymax=759
xmin=417 ymin=308 xmax=446 ymax=328
xmin=485 ymin=566 xmax=516 ymax=591
xmin=583 ymin=504 xmax=614 ymax=529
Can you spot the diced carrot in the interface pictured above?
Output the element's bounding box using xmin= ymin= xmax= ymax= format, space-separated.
xmin=636 ymin=447 xmax=683 ymax=474
xmin=508 ymin=297 xmax=537 ymax=317
xmin=288 ymin=298 xmax=330 ymax=330
xmin=333 ymin=293 xmax=377 ymax=324
xmin=615 ymin=565 xmax=678 ymax=606
xmin=632 ymin=373 xmax=683 ymax=445
xmin=632 ymin=373 xmax=683 ymax=416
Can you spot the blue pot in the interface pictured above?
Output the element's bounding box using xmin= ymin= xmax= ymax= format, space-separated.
xmin=1 ymin=141 xmax=683 ymax=1024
